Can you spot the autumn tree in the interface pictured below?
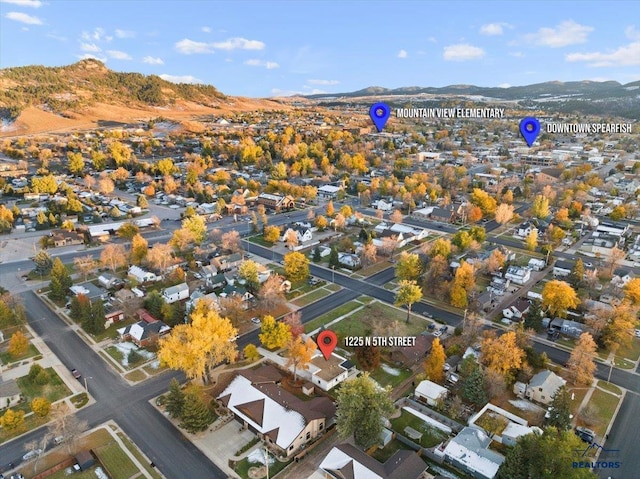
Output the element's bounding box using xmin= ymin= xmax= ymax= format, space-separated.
xmin=259 ymin=314 xmax=292 ymax=349
xmin=395 ymin=251 xmax=422 ymax=281
xmin=424 ymin=337 xmax=446 ymax=383
xmin=524 ymin=229 xmax=538 ymax=251
xmin=283 ymin=311 xmax=304 ymax=338
xmin=158 ymin=303 xmax=238 ymax=384
xmin=238 ymin=260 xmax=260 ymax=292
xmin=74 ymin=255 xmax=96 ymax=281
xmin=601 ymin=302 xmax=636 ymax=352
xmin=221 ymin=230 xmax=242 ymax=253
xmin=495 ymin=203 xmax=515 ymax=225
xmin=336 ymin=373 xmax=394 ymax=448
xmin=570 ymin=258 xmax=585 ymax=287
xmin=354 ymin=345 xmax=380 ymax=371
xmin=531 ymin=194 xmax=550 ymax=219
xmin=542 ymin=280 xmax=579 ymax=318
xmin=258 ymin=276 xmax=286 ymax=310
xmin=284 ymin=251 xmax=310 ymax=283
xmin=623 ymin=277 xmax=640 ymax=305
xmin=326 ymin=200 xmax=335 ymax=217
xmin=0 ymin=408 xmax=25 ymax=432
xmin=218 ymin=295 xmax=244 ymax=326
xmin=285 ymin=336 xmax=317 ymax=382
xmin=426 ymin=238 xmax=452 ymax=258
xmin=243 ymin=344 xmax=260 ymax=362
xmin=263 ymin=225 xmax=281 ymax=244
xmin=31 ymin=397 xmax=51 ymax=417
xmin=481 ymin=331 xmax=526 ymax=380
xmin=182 ymin=215 xmax=207 ymax=244
xmin=117 ymin=222 xmax=139 ymax=240
xmin=146 ymin=242 xmax=174 ymax=271
xmin=130 ymin=233 xmax=148 ymax=265
xmin=315 ymin=215 xmax=328 ymax=231
xmin=284 ymin=228 xmax=299 ymax=250
xmin=485 ymin=248 xmax=506 ymax=274
xmin=359 ymin=243 xmax=377 ymax=267
xmin=470 ymin=188 xmax=497 ymax=215
xmin=395 ymin=280 xmax=422 ymax=323
xmin=8 ymin=330 xmax=29 ymax=358
xmin=170 ymin=227 xmax=197 ymax=253
xmin=566 ymin=332 xmax=597 ymax=386
xmin=389 ymin=209 xmax=403 ymax=224
xmin=606 ymin=246 xmax=626 ymax=277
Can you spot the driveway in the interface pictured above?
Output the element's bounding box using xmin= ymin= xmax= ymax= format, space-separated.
xmin=191 ymin=419 xmax=257 ymax=478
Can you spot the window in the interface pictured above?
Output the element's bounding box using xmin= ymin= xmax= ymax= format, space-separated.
xmin=289 ymin=445 xmax=294 ymax=451
xmin=539 ymin=387 xmax=543 ymax=392
xmin=319 ymin=423 xmax=324 ymax=431
xmin=306 ymin=432 xmax=311 ymax=440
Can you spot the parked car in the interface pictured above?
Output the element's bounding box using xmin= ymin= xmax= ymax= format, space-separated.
xmin=22 ymin=449 xmax=43 ymax=461
xmin=251 ymin=317 xmax=261 ymax=325
xmin=428 ymin=323 xmax=436 ymax=330
xmin=433 ymin=330 xmax=442 ymax=338
xmin=71 ymin=369 xmax=81 ymax=380
xmin=422 ymin=311 xmax=433 ymax=318
xmin=575 ymin=426 xmax=595 ymax=443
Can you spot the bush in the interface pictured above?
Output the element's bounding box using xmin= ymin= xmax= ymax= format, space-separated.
xmin=127 ymin=349 xmax=143 ymax=365
xmin=28 ymin=363 xmax=44 ymax=382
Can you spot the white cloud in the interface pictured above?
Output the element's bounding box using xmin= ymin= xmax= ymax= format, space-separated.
xmin=80 ymin=42 xmax=101 ymax=53
xmin=397 ymin=49 xmax=408 ymax=58
xmin=428 ymin=37 xmax=437 ymax=43
xmin=115 ymin=29 xmax=135 ymax=39
xmin=625 ymin=26 xmax=640 ymax=40
xmin=270 ymin=88 xmax=303 ymax=97
xmin=81 ymin=28 xmax=112 ymax=42
xmin=524 ymin=20 xmax=593 ymax=47
xmin=77 ymin=53 xmax=107 ymax=63
xmin=498 ymin=83 xmax=511 ymax=88
xmin=308 ymin=79 xmax=339 ymax=85
xmin=211 ymin=37 xmax=265 ymax=50
xmin=175 ymin=38 xmax=214 ymax=54
xmin=46 ymin=33 xmax=67 ymax=41
xmin=0 ymin=0 xmax=42 ymax=7
xmin=565 ymin=41 xmax=640 ymax=67
xmin=480 ymin=23 xmax=510 ymax=36
xmin=201 ymin=26 xmax=211 ymax=33
xmin=107 ymin=50 xmax=132 ymax=60
xmin=142 ymin=56 xmax=164 ymax=65
xmin=5 ymin=11 xmax=42 ymax=24
xmin=443 ymin=43 xmax=485 ymax=61
xmin=159 ymin=74 xmax=202 ymax=84
xmin=244 ymin=59 xmax=279 ymax=69
xmin=509 ymin=51 xmax=524 ymax=58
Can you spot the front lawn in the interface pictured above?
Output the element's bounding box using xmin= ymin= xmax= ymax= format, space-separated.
xmin=303 ymin=301 xmax=362 ymax=333
xmin=0 ymin=343 xmax=40 ymax=364
xmin=390 ymin=409 xmax=449 ymax=448
xmin=580 ymin=388 xmax=620 ymax=438
xmin=291 ymin=288 xmax=332 ymax=307
xmin=95 ymin=439 xmax=140 ymax=479
xmin=17 ymin=367 xmax=72 ymax=404
xmin=369 ymin=363 xmax=413 ymax=389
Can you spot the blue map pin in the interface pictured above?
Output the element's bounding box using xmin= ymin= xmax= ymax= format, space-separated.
xmin=519 ymin=117 xmax=540 ymax=147
xmin=370 ymin=102 xmax=390 ymax=132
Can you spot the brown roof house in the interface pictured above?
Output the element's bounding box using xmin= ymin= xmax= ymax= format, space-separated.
xmin=319 ymin=443 xmax=428 ymax=479
xmin=217 ymin=365 xmax=336 ymax=458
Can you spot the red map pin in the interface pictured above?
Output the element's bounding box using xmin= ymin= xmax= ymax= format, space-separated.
xmin=317 ymin=330 xmax=338 ymax=360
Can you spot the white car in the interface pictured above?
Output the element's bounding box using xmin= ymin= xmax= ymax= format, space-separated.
xmin=251 ymin=317 xmax=261 ymax=325
xmin=433 ymin=330 xmax=442 ymax=338
xmin=23 ymin=449 xmax=43 ymax=461
xmin=635 ymin=329 xmax=640 ymax=338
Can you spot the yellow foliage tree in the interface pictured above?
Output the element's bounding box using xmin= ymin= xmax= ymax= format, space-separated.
xmin=623 ymin=278 xmax=640 ymax=305
xmin=284 ymin=251 xmax=310 ymax=283
xmin=130 ymin=233 xmax=148 ymax=265
xmin=8 ymin=330 xmax=29 ymax=358
xmin=285 ymin=336 xmax=317 ymax=382
xmin=259 ymin=315 xmax=292 ymax=349
xmin=0 ymin=408 xmax=25 ymax=432
xmin=566 ymin=332 xmax=597 ymax=386
xmin=524 ymin=230 xmax=538 ymax=251
xmin=31 ymin=397 xmax=51 ymax=417
xmin=158 ymin=303 xmax=238 ymax=384
xmin=542 ymin=280 xmax=579 ymax=318
xmin=263 ymin=225 xmax=281 ymax=244
xmin=424 ymin=337 xmax=446 ymax=383
xmin=481 ymin=331 xmax=526 ymax=379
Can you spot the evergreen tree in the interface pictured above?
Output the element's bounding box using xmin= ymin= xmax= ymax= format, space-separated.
xmin=180 ymin=389 xmax=214 ymax=433
xmin=312 ymin=246 xmax=321 ymax=262
xmin=165 ymin=378 xmax=185 ymax=418
xmin=33 ymin=250 xmax=53 ymax=275
xmin=524 ymin=300 xmax=544 ymax=332
xmin=144 ymin=291 xmax=165 ymax=318
xmin=461 ymin=365 xmax=487 ymax=406
xmin=546 ymin=386 xmax=572 ymax=431
xmin=49 ymin=258 xmax=71 ymax=301
xmin=329 ymin=247 xmax=340 ymax=268
xmin=85 ymin=300 xmax=105 ymax=335
xmin=570 ymin=258 xmax=585 ymax=287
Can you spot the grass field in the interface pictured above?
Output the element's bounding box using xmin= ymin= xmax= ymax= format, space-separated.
xmin=303 ymin=301 xmax=363 ymax=333
xmin=597 ymin=381 xmax=622 ymax=395
xmin=291 ymin=288 xmax=332 ymax=307
xmin=17 ymin=367 xmax=72 ymax=405
xmin=390 ymin=409 xmax=449 ymax=448
xmin=370 ymin=364 xmax=413 ymax=389
xmin=95 ymin=439 xmax=140 ymax=479
xmin=0 ymin=343 xmax=40 ymax=364
xmin=370 ymin=438 xmax=414 ymax=463
xmin=584 ymin=388 xmax=621 ymax=437
xmin=330 ymin=302 xmax=427 ymax=340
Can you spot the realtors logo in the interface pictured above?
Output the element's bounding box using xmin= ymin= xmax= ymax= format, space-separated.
xmin=572 ymin=441 xmax=621 ymax=470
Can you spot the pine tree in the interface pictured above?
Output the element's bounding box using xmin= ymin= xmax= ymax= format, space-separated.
xmin=523 ymin=300 xmax=544 ymax=332
xmin=165 ymin=378 xmax=185 ymax=418
xmin=313 ymin=246 xmax=321 ymax=262
xmin=329 ymin=247 xmax=339 ymax=268
xmin=547 ymin=386 xmax=572 ymax=430
xmin=462 ymin=365 xmax=487 ymax=406
xmin=86 ymin=300 xmax=105 ymax=335
xmin=49 ymin=258 xmax=71 ymax=301
xmin=180 ymin=389 xmax=214 ymax=433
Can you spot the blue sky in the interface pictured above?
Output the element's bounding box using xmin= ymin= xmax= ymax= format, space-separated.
xmin=1 ymin=0 xmax=638 ymax=97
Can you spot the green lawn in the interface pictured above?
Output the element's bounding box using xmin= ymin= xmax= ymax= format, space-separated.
xmin=597 ymin=381 xmax=622 ymax=395
xmin=359 ymin=261 xmax=393 ymax=277
xmin=0 ymin=343 xmax=40 ymax=364
xmin=95 ymin=440 xmax=140 ymax=479
xmin=116 ymin=433 xmax=164 ymax=479
xmin=389 ymin=409 xmax=448 ymax=448
xmin=248 ymin=235 xmax=276 ymax=247
xmin=370 ymin=438 xmax=414 ymax=462
xmin=234 ymin=455 xmax=292 ymax=479
xmin=617 ymin=339 xmax=640 ymax=361
xmin=370 ymin=364 xmax=413 ymax=389
xmin=17 ymin=367 xmax=72 ymax=404
xmin=291 ymin=288 xmax=332 ymax=307
xmin=585 ymin=389 xmax=621 ymax=437
xmin=92 ymin=318 xmax=137 ymax=342
xmin=325 ymin=283 xmax=341 ymax=292
xmin=303 ymin=301 xmax=362 ymax=333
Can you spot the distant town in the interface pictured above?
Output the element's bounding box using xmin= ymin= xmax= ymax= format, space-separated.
xmin=0 ymin=102 xmax=639 ymax=479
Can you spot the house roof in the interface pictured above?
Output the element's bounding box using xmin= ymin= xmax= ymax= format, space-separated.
xmin=118 ymin=320 xmax=170 ymax=342
xmin=528 ymin=370 xmax=566 ymax=391
xmin=443 ymin=427 xmax=504 ymax=479
xmin=320 ymin=443 xmax=427 ymax=479
xmin=217 ymin=370 xmax=336 ymax=451
xmin=415 ymin=380 xmax=448 ymax=400
xmin=0 ymin=378 xmax=20 ymax=398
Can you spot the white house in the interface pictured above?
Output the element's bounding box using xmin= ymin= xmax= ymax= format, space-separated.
xmin=371 ymin=199 xmax=392 ymax=211
xmin=337 ymin=252 xmax=361 ymax=269
xmin=528 ymin=258 xmax=546 ymax=271
xmin=281 ymin=226 xmax=313 ymax=244
xmin=443 ymin=427 xmax=505 ymax=479
xmin=516 ymin=222 xmax=537 ymax=238
xmin=317 ymin=184 xmax=342 ymax=199
xmin=504 ymin=266 xmax=531 ymax=285
xmin=298 ymin=351 xmax=353 ymax=391
xmin=415 ymin=380 xmax=448 ymax=406
xmin=128 ymin=265 xmax=158 ymax=283
xmin=163 ymin=283 xmax=189 ymax=304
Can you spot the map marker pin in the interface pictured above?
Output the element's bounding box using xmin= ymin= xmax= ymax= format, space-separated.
xmin=317 ymin=330 xmax=338 ymax=360
xmin=370 ymin=102 xmax=391 ymax=132
xmin=519 ymin=117 xmax=541 ymax=147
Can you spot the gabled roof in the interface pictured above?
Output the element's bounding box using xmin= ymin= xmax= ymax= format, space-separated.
xmin=528 ymin=369 xmax=566 ymax=391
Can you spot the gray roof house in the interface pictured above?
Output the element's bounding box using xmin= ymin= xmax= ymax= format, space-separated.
xmin=525 ymin=370 xmax=566 ymax=405
xmin=443 ymin=427 xmax=505 ymax=479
